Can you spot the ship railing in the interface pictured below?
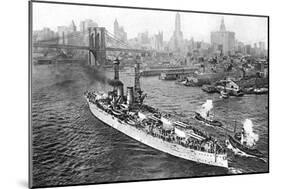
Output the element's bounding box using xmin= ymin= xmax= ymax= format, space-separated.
xmin=147 ymin=127 xmax=225 ymax=154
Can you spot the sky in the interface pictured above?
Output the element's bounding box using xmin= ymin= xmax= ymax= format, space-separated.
xmin=32 ymin=2 xmax=268 ymax=46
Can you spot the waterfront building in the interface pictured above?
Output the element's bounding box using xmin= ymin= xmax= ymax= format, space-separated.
xmin=137 ymin=31 xmax=150 ymax=45
xmin=235 ymin=40 xmax=246 ymax=54
xmin=258 ymin=41 xmax=267 ymax=57
xmin=33 ymin=27 xmax=56 ymax=42
xmin=211 ymin=17 xmax=235 ymax=55
xmin=151 ymin=31 xmax=164 ymax=50
xmin=245 ymin=44 xmax=252 ymax=55
xmin=57 ymin=20 xmax=84 ymax=47
xmin=259 ymin=41 xmax=265 ymax=51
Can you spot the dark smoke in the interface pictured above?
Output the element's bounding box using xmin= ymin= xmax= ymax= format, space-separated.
xmin=81 ymin=61 xmax=125 ymax=88
xmin=81 ymin=64 xmax=109 ymax=85
xmin=82 ymin=64 xmax=124 ymax=87
xmin=107 ymin=79 xmax=123 ymax=87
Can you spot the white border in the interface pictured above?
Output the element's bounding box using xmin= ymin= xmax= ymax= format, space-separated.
xmin=1 ymin=0 xmax=279 ymax=189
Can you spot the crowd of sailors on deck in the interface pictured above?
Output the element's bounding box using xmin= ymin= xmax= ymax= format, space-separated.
xmin=143 ymin=120 xmax=225 ymax=154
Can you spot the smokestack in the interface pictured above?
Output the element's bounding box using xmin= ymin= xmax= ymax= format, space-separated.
xmin=113 ymin=58 xmax=120 ymax=80
xmin=117 ymin=84 xmax=124 ymax=102
xmin=127 ymin=87 xmax=134 ymax=105
xmin=134 ymin=55 xmax=141 ymax=99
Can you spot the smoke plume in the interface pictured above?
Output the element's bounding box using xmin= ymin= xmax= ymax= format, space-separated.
xmin=243 ymin=119 xmax=259 ymax=147
xmin=82 ymin=64 xmax=124 ymax=87
xmin=107 ymin=79 xmax=123 ymax=87
xmin=82 ymin=64 xmax=109 ymax=85
xmin=199 ymin=100 xmax=213 ymax=117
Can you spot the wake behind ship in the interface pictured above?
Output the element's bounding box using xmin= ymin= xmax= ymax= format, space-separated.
xmin=85 ymin=58 xmax=228 ymax=168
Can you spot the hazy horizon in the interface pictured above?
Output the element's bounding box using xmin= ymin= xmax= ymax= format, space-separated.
xmin=33 ymin=2 xmax=268 ymax=46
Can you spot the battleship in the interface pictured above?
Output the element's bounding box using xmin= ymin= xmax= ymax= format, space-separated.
xmin=85 ymin=58 xmax=228 ymax=168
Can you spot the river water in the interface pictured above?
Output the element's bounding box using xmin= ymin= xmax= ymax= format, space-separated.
xmin=31 ymin=63 xmax=268 ymax=187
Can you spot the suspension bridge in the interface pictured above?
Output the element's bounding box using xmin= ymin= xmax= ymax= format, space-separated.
xmin=33 ymin=27 xmax=167 ymax=66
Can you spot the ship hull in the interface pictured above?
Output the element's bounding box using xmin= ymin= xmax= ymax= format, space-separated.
xmin=87 ymin=100 xmax=228 ymax=168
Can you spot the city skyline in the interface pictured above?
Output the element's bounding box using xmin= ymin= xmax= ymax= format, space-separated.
xmin=33 ymin=3 xmax=268 ymax=47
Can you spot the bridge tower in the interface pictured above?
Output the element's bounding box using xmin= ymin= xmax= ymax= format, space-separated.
xmin=88 ymin=27 xmax=106 ymax=66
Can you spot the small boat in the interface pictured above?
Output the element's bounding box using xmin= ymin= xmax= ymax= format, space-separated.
xmin=243 ymin=87 xmax=254 ymax=94
xmin=220 ymin=90 xmax=229 ymax=99
xmin=228 ymin=133 xmax=264 ymax=158
xmin=253 ymin=88 xmax=268 ymax=94
xmin=232 ymin=89 xmax=244 ymax=96
xmin=202 ymin=85 xmax=218 ymax=93
xmin=195 ymin=112 xmax=223 ymax=127
xmin=227 ymin=120 xmax=264 ymax=158
xmin=180 ymin=80 xmax=188 ymax=85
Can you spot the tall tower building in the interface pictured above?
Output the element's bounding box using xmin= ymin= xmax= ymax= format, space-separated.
xmin=113 ymin=18 xmax=127 ymax=42
xmin=175 ymin=13 xmax=181 ymax=34
xmin=170 ymin=13 xmax=184 ymax=52
xmin=114 ymin=19 xmax=119 ymax=36
xmin=220 ymin=17 xmax=226 ymax=32
xmin=211 ymin=17 xmax=235 ymax=56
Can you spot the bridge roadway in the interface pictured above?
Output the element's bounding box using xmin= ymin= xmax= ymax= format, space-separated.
xmin=33 ymin=43 xmax=167 ymax=54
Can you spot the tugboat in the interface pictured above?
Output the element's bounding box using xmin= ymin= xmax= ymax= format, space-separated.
xmin=227 ymin=120 xmax=263 ymax=158
xmin=85 ymin=58 xmax=228 ymax=168
xmin=195 ymin=100 xmax=223 ymax=127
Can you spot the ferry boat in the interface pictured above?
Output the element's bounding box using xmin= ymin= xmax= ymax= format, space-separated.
xmin=85 ymin=58 xmax=228 ymax=168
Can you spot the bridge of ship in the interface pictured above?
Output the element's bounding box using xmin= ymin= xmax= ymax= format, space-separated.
xmin=33 ymin=27 xmax=168 ymax=66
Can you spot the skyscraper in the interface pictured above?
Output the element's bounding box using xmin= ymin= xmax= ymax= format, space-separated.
xmin=113 ymin=19 xmax=127 ymax=42
xmin=170 ymin=13 xmax=184 ymax=52
xmin=211 ymin=17 xmax=235 ymax=55
xmin=175 ymin=13 xmax=182 ymax=34
xmin=220 ymin=18 xmax=226 ymax=32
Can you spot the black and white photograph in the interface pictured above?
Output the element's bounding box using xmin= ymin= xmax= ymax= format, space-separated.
xmin=29 ymin=1 xmax=269 ymax=188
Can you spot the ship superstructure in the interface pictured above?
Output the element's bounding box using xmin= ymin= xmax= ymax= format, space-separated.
xmin=85 ymin=57 xmax=228 ymax=168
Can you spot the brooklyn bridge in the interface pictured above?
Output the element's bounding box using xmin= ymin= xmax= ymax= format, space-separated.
xmin=33 ymin=27 xmax=168 ymax=66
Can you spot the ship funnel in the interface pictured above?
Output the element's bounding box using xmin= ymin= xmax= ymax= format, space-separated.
xmin=134 ymin=55 xmax=141 ymax=93
xmin=127 ymin=87 xmax=134 ymax=105
xmin=117 ymin=84 xmax=124 ymax=102
xmin=113 ymin=58 xmax=120 ymax=80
